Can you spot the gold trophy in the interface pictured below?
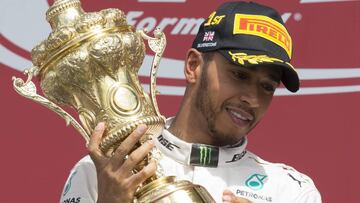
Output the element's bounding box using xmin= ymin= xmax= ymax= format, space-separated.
xmin=12 ymin=0 xmax=214 ymax=202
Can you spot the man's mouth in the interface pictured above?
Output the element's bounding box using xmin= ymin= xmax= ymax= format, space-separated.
xmin=226 ymin=107 xmax=254 ymax=127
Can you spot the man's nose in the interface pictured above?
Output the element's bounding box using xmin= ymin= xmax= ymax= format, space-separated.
xmin=238 ymin=83 xmax=260 ymax=108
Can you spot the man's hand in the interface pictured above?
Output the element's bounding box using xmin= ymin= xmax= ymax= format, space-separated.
xmin=222 ymin=189 xmax=252 ymax=203
xmin=88 ymin=122 xmax=157 ymax=203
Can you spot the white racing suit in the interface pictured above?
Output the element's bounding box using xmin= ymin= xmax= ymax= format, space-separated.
xmin=60 ymin=119 xmax=322 ymax=203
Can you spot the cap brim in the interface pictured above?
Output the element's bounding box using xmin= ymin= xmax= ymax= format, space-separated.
xmin=218 ymin=50 xmax=299 ymax=92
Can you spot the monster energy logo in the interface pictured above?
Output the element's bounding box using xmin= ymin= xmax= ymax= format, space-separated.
xmin=190 ymin=144 xmax=219 ymax=167
xmin=200 ymin=145 xmax=212 ymax=165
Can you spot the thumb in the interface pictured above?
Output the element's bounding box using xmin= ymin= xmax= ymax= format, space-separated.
xmin=88 ymin=122 xmax=106 ymax=163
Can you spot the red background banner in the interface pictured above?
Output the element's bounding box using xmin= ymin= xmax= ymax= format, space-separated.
xmin=1 ymin=0 xmax=359 ymax=202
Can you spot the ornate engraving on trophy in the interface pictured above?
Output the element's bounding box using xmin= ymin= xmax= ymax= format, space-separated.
xmin=110 ymin=85 xmax=139 ymax=113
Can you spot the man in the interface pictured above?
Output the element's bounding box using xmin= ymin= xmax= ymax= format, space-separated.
xmin=60 ymin=2 xmax=321 ymax=203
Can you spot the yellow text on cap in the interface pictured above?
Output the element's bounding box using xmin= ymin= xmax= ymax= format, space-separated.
xmin=233 ymin=14 xmax=292 ymax=59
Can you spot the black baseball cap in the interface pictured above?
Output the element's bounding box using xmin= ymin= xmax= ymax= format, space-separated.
xmin=192 ymin=1 xmax=299 ymax=92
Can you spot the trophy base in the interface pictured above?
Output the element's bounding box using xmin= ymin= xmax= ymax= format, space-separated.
xmin=135 ymin=176 xmax=215 ymax=203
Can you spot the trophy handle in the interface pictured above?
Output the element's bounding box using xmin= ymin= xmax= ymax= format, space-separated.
xmin=139 ymin=28 xmax=166 ymax=120
xmin=12 ymin=66 xmax=90 ymax=145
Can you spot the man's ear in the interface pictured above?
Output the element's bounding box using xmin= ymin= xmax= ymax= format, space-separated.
xmin=184 ymin=48 xmax=203 ymax=84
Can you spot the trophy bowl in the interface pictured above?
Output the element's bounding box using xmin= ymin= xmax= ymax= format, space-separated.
xmin=12 ymin=0 xmax=215 ymax=202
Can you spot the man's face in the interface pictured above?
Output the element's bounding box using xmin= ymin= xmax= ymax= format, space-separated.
xmin=194 ymin=52 xmax=281 ymax=146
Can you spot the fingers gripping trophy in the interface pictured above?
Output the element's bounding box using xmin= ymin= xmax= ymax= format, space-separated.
xmin=12 ymin=0 xmax=215 ymax=202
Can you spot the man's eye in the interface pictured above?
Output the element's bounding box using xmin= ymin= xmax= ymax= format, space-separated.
xmin=232 ymin=71 xmax=248 ymax=80
xmin=261 ymin=83 xmax=276 ymax=92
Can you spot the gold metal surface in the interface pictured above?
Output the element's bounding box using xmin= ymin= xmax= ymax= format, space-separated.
xmin=136 ymin=176 xmax=215 ymax=203
xmin=12 ymin=0 xmax=215 ymax=202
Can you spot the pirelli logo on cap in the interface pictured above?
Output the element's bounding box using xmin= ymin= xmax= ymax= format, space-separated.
xmin=233 ymin=14 xmax=292 ymax=58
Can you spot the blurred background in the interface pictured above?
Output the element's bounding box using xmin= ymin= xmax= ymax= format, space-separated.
xmin=1 ymin=0 xmax=359 ymax=202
